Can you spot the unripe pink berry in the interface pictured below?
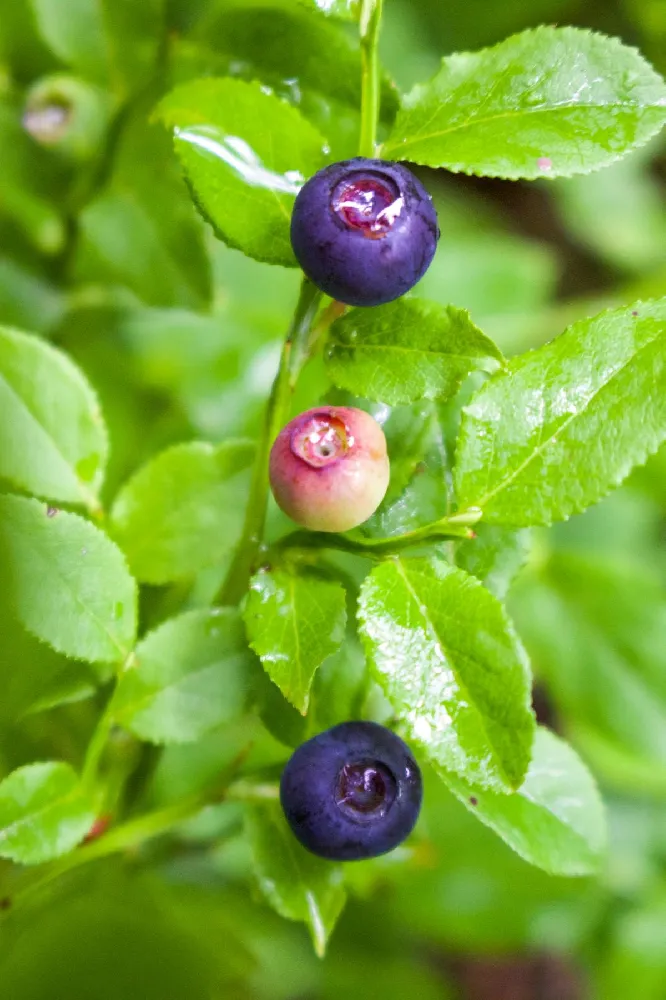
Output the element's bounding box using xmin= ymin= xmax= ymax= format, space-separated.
xmin=269 ymin=406 xmax=390 ymax=532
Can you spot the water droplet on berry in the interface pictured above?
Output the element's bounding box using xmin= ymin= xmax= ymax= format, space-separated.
xmin=335 ymin=760 xmax=397 ymax=818
xmin=331 ymin=171 xmax=403 ymax=239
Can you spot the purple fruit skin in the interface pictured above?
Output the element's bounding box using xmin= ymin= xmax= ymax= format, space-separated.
xmin=280 ymin=721 xmax=423 ymax=861
xmin=290 ymin=158 xmax=440 ymax=307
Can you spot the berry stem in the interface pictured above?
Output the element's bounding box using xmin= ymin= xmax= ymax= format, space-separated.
xmin=359 ymin=0 xmax=384 ymax=157
xmin=81 ymin=696 xmax=116 ymax=790
xmin=216 ymin=278 xmax=323 ymax=606
xmin=273 ymin=511 xmax=481 ymax=560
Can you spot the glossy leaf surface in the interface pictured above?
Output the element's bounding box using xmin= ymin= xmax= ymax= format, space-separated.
xmin=384 ymin=27 xmax=666 ymax=179
xmin=358 ymin=557 xmax=535 ymax=790
xmin=157 ymin=78 xmax=327 ymax=266
xmin=326 ymin=300 xmax=503 ymax=405
xmin=244 ymin=568 xmax=347 ymax=714
xmin=440 ymin=727 xmax=607 ymax=876
xmin=112 ymin=609 xmax=253 ymax=744
xmin=0 ymin=762 xmax=95 ymax=864
xmin=455 ymin=300 xmax=666 ymax=525
xmin=0 ymin=494 xmax=137 ymax=665
xmin=110 ymin=440 xmax=254 ymax=584
xmin=246 ymin=803 xmax=346 ymax=957
xmin=0 ymin=325 xmax=107 ymax=507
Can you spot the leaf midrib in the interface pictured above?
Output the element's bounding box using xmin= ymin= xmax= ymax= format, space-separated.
xmin=0 ymin=370 xmax=95 ymax=506
xmin=0 ymin=783 xmax=85 ymax=845
xmin=13 ymin=517 xmax=130 ymax=662
xmin=387 ymin=99 xmax=666 ymax=153
xmin=463 ymin=324 xmax=666 ymax=511
xmin=392 ymin=560 xmax=514 ymax=787
xmin=329 ymin=337 xmax=497 ymax=365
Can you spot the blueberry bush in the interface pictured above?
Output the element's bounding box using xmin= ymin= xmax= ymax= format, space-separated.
xmin=1 ymin=0 xmax=666 ymax=996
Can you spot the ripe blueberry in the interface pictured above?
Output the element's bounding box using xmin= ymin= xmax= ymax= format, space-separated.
xmin=290 ymin=157 xmax=439 ymax=307
xmin=269 ymin=406 xmax=389 ymax=532
xmin=280 ymin=721 xmax=422 ymax=861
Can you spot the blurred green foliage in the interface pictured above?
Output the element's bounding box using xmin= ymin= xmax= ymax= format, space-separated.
xmin=0 ymin=1 xmax=666 ymax=998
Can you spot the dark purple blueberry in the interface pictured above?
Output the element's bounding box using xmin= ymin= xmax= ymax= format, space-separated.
xmin=280 ymin=721 xmax=423 ymax=861
xmin=290 ymin=158 xmax=439 ymax=307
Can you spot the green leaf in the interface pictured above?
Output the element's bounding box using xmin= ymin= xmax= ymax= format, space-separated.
xmin=455 ymin=300 xmax=666 ymax=526
xmin=0 ymin=604 xmax=101 ymax=725
xmin=76 ymin=112 xmax=211 ymax=310
xmin=29 ymin=0 xmax=164 ymax=94
xmin=190 ymin=4 xmax=385 ymax=116
xmin=416 ymin=232 xmax=558 ymax=323
xmin=244 ymin=568 xmax=347 ymax=714
xmin=0 ymin=494 xmax=137 ymax=665
xmin=0 ymin=761 xmax=95 ymax=864
xmin=456 ymin=525 xmax=532 ymax=600
xmin=0 ymin=259 xmax=63 ymax=334
xmin=357 ymin=556 xmax=535 ymax=791
xmin=0 ymin=868 xmax=254 ymax=997
xmin=246 ymin=803 xmax=346 ymax=957
xmin=596 ymin=894 xmax=666 ymax=1000
xmin=392 ymin=767 xmax=600 ymax=953
xmin=112 ymin=608 xmax=254 ymax=744
xmin=325 ymin=300 xmax=503 ymax=405
xmin=363 ymin=402 xmax=453 ymax=538
xmin=0 ymin=325 xmax=107 ymax=508
xmin=77 ymin=191 xmax=208 ymax=310
xmin=157 ymin=78 xmax=327 ymax=266
xmin=439 ymin=728 xmax=607 ymax=876
xmin=555 ymin=144 xmax=666 ymax=275
xmin=180 ymin=4 xmax=398 ymax=159
xmin=384 ymin=27 xmax=666 ymax=179
xmin=294 ymin=0 xmax=360 ymax=19
xmin=109 ymin=440 xmax=254 ymax=585
xmin=511 ymin=553 xmax=666 ymax=770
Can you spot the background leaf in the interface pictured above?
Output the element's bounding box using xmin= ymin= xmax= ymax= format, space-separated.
xmin=455 ymin=299 xmax=666 ymax=525
xmin=440 ymin=727 xmax=607 ymax=876
xmin=358 ymin=556 xmax=535 ymax=790
xmin=384 ymin=27 xmax=666 ymax=178
xmin=0 ymin=867 xmax=255 ymax=997
xmin=0 ymin=603 xmax=101 ymax=727
xmin=0 ymin=325 xmax=107 ymax=508
xmin=157 ymin=77 xmax=327 ymax=266
xmin=363 ymin=402 xmax=454 ymax=538
xmin=295 ymin=0 xmax=360 ymax=20
xmin=110 ymin=440 xmax=254 ymax=584
xmin=512 ymin=552 xmax=666 ymax=775
xmin=29 ymin=0 xmax=164 ymax=93
xmin=456 ymin=525 xmax=532 ymax=599
xmin=325 ymin=300 xmax=503 ymax=405
xmin=180 ymin=2 xmax=397 ymax=159
xmin=0 ymin=761 xmax=95 ymax=864
xmin=112 ymin=608 xmax=254 ymax=744
xmin=76 ymin=111 xmax=212 ymax=310
xmin=244 ymin=568 xmax=347 ymax=714
xmin=0 ymin=494 xmax=137 ymax=664
xmin=246 ymin=803 xmax=346 ymax=958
